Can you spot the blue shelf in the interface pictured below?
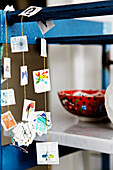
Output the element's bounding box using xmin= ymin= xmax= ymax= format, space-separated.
xmin=0 ymin=1 xmax=112 ymax=170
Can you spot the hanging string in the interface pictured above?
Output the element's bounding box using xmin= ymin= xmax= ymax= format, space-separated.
xmin=4 ymin=12 xmax=8 ymax=58
xmin=43 ymin=34 xmax=49 ymax=142
xmin=21 ymin=16 xmax=26 ymax=99
xmin=43 ymin=33 xmax=50 ymax=170
xmin=43 ymin=35 xmax=50 ymax=170
xmin=1 ymin=54 xmax=3 ymax=114
xmin=44 ymin=53 xmax=46 ymax=70
xmin=4 ymin=12 xmax=10 ymax=111
xmin=21 ymin=16 xmax=28 ymax=153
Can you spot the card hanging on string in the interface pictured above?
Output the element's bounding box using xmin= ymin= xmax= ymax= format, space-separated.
xmin=4 ymin=5 xmax=15 ymax=12
xmin=13 ymin=122 xmax=25 ymax=146
xmin=37 ymin=20 xmax=55 ymax=34
xmin=1 ymin=89 xmax=16 ymax=106
xmin=36 ymin=112 xmax=52 ymax=136
xmin=22 ymin=99 xmax=35 ymax=121
xmin=28 ymin=111 xmax=44 ymax=122
xmin=33 ymin=69 xmax=51 ymax=93
xmin=1 ymin=111 xmax=17 ymax=131
xmin=41 ymin=38 xmax=47 ymax=57
xmin=4 ymin=57 xmax=11 ymax=78
xmin=36 ymin=142 xmax=59 ymax=165
xmin=10 ymin=36 xmax=28 ymax=53
xmin=13 ymin=122 xmax=36 ymax=146
xmin=20 ymin=65 xmax=28 ymax=86
xmin=18 ymin=6 xmax=42 ymax=17
xmin=28 ymin=111 xmax=52 ymax=136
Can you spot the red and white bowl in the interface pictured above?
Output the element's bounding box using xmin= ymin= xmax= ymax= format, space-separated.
xmin=58 ymin=90 xmax=107 ymax=121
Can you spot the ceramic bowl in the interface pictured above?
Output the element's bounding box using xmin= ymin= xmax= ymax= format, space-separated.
xmin=58 ymin=90 xmax=107 ymax=120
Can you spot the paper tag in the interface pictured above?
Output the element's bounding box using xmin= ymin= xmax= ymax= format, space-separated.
xmin=13 ymin=122 xmax=36 ymax=146
xmin=20 ymin=65 xmax=28 ymax=86
xmin=41 ymin=38 xmax=47 ymax=57
xmin=33 ymin=69 xmax=51 ymax=93
xmin=4 ymin=5 xmax=15 ymax=12
xmin=1 ymin=111 xmax=17 ymax=131
xmin=22 ymin=99 xmax=35 ymax=121
xmin=36 ymin=142 xmax=59 ymax=165
xmin=18 ymin=6 xmax=42 ymax=17
xmin=10 ymin=36 xmax=28 ymax=53
xmin=4 ymin=57 xmax=11 ymax=78
xmin=37 ymin=20 xmax=55 ymax=34
xmin=36 ymin=112 xmax=52 ymax=136
xmin=28 ymin=111 xmax=52 ymax=136
xmin=1 ymin=89 xmax=16 ymax=106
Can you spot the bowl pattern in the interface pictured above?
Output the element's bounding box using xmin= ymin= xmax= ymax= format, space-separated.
xmin=58 ymin=90 xmax=107 ymax=118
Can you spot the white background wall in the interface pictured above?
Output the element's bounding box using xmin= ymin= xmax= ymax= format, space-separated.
xmin=47 ymin=0 xmax=113 ymax=170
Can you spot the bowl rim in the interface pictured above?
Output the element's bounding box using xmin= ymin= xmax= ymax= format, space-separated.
xmin=58 ymin=89 xmax=105 ymax=98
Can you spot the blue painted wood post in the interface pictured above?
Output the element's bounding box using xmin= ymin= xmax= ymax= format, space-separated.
xmin=0 ymin=59 xmax=2 ymax=170
xmin=101 ymin=44 xmax=110 ymax=170
xmin=2 ymin=142 xmax=37 ymax=170
xmin=102 ymin=45 xmax=110 ymax=90
xmin=44 ymin=34 xmax=113 ymax=45
xmin=6 ymin=1 xmax=113 ymax=23
xmin=101 ymin=153 xmax=110 ymax=170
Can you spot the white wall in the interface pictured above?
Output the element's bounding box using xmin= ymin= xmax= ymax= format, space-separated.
xmin=47 ymin=0 xmax=113 ymax=170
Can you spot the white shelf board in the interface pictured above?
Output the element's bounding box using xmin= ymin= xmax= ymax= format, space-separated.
xmin=35 ymin=114 xmax=113 ymax=154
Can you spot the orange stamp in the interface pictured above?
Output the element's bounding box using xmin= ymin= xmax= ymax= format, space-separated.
xmin=1 ymin=111 xmax=17 ymax=131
